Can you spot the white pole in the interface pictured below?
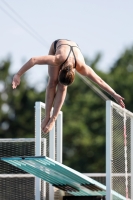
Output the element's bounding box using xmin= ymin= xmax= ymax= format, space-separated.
xmin=57 ymin=112 xmax=63 ymax=163
xmin=42 ymin=138 xmax=46 ymax=200
xmin=123 ymin=111 xmax=129 ymax=199
xmin=49 ymin=123 xmax=55 ymax=200
xmin=49 ymin=122 xmax=55 ymax=160
xmin=131 ymin=117 xmax=133 ymax=199
xmin=106 ymin=100 xmax=112 ymax=200
xmin=35 ymin=102 xmax=41 ymax=200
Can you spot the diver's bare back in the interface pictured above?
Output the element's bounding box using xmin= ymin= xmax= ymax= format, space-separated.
xmin=55 ymin=39 xmax=85 ymax=69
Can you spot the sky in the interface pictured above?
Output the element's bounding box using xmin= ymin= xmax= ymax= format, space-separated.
xmin=0 ymin=0 xmax=133 ymax=90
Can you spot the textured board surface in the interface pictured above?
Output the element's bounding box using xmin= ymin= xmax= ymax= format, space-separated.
xmin=0 ymin=156 xmax=126 ymax=199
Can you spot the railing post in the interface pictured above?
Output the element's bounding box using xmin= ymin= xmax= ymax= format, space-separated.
xmin=106 ymin=100 xmax=112 ymax=200
xmin=57 ymin=112 xmax=63 ymax=163
xmin=35 ymin=102 xmax=41 ymax=200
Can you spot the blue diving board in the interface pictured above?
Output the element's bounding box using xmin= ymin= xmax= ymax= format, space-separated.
xmin=0 ymin=156 xmax=126 ymax=199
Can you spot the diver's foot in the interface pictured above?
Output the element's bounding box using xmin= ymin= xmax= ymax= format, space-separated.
xmin=43 ymin=118 xmax=55 ymax=133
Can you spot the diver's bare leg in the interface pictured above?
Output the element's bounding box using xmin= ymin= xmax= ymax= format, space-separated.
xmin=41 ymin=42 xmax=60 ymax=131
xmin=43 ymin=83 xmax=67 ymax=133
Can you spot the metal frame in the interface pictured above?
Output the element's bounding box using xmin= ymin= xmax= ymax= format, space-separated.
xmin=35 ymin=102 xmax=42 ymax=200
xmin=35 ymin=102 xmax=63 ymax=200
xmin=0 ymin=138 xmax=46 ymax=200
xmin=131 ymin=116 xmax=133 ymax=199
xmin=106 ymin=100 xmax=133 ymax=200
xmin=106 ymin=100 xmax=112 ymax=200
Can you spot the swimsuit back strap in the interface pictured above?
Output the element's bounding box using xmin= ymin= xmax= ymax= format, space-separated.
xmin=71 ymin=47 xmax=77 ymax=68
xmin=60 ymin=46 xmax=72 ymax=68
xmin=56 ymin=44 xmax=79 ymax=68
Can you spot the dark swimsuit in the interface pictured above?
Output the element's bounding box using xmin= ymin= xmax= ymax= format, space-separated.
xmin=54 ymin=39 xmax=79 ymax=68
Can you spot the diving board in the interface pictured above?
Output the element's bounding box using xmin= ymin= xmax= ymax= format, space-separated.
xmin=0 ymin=156 xmax=126 ymax=199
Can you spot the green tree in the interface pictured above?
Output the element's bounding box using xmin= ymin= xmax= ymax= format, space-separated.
xmin=0 ymin=57 xmax=44 ymax=138
xmin=109 ymin=46 xmax=133 ymax=111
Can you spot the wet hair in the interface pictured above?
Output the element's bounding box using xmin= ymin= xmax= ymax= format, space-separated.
xmin=58 ymin=66 xmax=75 ymax=86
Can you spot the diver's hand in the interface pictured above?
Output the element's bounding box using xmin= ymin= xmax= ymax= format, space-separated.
xmin=113 ymin=93 xmax=125 ymax=108
xmin=12 ymin=74 xmax=21 ymax=89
